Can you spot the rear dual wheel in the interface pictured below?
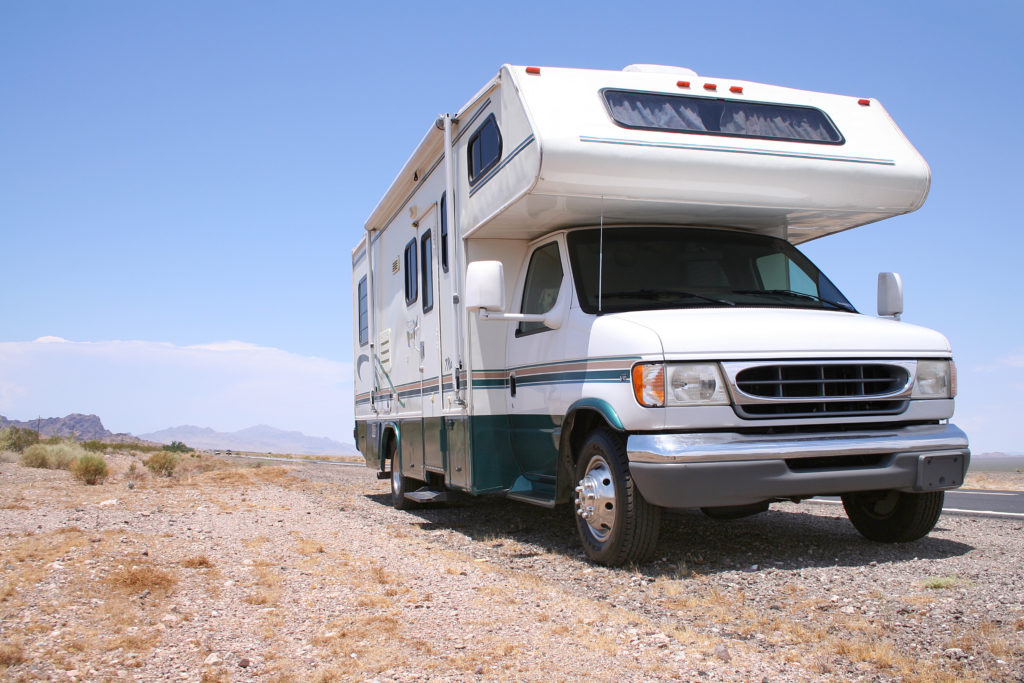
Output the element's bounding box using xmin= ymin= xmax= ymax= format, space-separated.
xmin=387 ymin=439 xmax=420 ymax=510
xmin=573 ymin=429 xmax=661 ymax=566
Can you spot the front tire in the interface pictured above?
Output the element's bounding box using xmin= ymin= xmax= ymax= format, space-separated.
xmin=573 ymin=429 xmax=661 ymax=566
xmin=842 ymin=489 xmax=944 ymax=542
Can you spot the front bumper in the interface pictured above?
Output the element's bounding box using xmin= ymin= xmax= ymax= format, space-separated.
xmin=626 ymin=423 xmax=970 ymax=509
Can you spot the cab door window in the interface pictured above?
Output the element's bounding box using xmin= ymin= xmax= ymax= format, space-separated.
xmin=517 ymin=242 xmax=563 ymax=336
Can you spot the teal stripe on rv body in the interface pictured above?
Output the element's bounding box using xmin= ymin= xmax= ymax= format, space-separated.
xmin=579 ymin=136 xmax=897 ymax=166
xmin=471 ymin=354 xmax=640 ymax=389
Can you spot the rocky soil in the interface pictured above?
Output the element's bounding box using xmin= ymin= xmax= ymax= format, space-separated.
xmin=1 ymin=454 xmax=1022 ymax=682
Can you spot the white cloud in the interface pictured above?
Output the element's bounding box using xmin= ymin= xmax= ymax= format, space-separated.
xmin=0 ymin=338 xmax=353 ymax=443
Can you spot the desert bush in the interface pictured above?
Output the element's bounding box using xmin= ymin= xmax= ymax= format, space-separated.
xmin=162 ymin=440 xmax=194 ymax=453
xmin=145 ymin=452 xmax=180 ymax=477
xmin=0 ymin=426 xmax=39 ymax=453
xmin=72 ymin=454 xmax=109 ymax=485
xmin=46 ymin=442 xmax=85 ymax=469
xmin=19 ymin=444 xmax=52 ymax=468
xmin=19 ymin=442 xmax=87 ymax=470
xmin=82 ymin=440 xmax=106 ymax=452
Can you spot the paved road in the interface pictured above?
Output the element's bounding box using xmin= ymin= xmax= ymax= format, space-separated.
xmin=816 ymin=489 xmax=1024 ymax=519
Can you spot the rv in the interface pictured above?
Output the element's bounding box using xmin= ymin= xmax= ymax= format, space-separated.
xmin=352 ymin=64 xmax=969 ymax=566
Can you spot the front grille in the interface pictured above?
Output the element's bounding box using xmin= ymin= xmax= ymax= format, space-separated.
xmin=728 ymin=362 xmax=913 ymax=419
xmin=736 ymin=363 xmax=909 ymax=399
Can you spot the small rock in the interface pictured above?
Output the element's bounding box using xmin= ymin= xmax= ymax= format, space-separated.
xmin=99 ymin=499 xmax=118 ymax=507
xmin=713 ymin=643 xmax=731 ymax=663
xmin=238 ymin=658 xmax=250 ymax=668
xmin=161 ymin=614 xmax=178 ymax=624
xmin=474 ymin=664 xmax=484 ymax=675
xmin=204 ymin=653 xmax=222 ymax=666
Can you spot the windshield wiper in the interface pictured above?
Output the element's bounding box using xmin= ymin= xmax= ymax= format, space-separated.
xmin=732 ymin=289 xmax=855 ymax=311
xmin=602 ymin=288 xmax=736 ymax=307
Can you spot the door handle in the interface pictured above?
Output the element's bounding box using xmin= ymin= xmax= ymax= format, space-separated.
xmin=509 ymin=374 xmax=517 ymax=398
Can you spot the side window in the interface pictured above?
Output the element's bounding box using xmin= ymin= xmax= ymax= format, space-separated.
xmin=439 ymin=193 xmax=448 ymax=273
xmin=755 ymin=253 xmax=815 ymax=295
xmin=517 ymin=242 xmax=563 ymax=336
xmin=468 ymin=114 xmax=502 ymax=185
xmin=357 ymin=276 xmax=369 ymax=346
xmin=403 ymin=239 xmax=417 ymax=306
xmin=421 ymin=231 xmax=433 ymax=313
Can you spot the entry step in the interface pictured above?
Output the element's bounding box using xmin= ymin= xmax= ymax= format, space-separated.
xmin=406 ymin=487 xmax=450 ymax=503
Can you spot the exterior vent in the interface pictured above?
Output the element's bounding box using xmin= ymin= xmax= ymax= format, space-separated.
xmin=723 ymin=361 xmax=914 ymax=419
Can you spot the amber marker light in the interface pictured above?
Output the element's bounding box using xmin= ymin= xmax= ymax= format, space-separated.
xmin=730 ymin=85 xmax=743 ymax=93
xmin=858 ymin=98 xmax=871 ymax=106
xmin=677 ymin=80 xmax=691 ymax=88
xmin=526 ymin=66 xmax=541 ymax=75
xmin=632 ymin=364 xmax=665 ymax=407
xmin=704 ymin=83 xmax=717 ymax=91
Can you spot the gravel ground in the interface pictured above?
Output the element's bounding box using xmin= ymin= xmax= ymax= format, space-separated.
xmin=1 ymin=454 xmax=1022 ymax=682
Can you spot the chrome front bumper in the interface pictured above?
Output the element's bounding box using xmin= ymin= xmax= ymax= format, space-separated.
xmin=626 ymin=423 xmax=970 ymax=509
xmin=627 ymin=423 xmax=969 ymax=464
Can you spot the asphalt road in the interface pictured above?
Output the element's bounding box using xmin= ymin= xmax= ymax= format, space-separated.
xmin=816 ymin=489 xmax=1024 ymax=519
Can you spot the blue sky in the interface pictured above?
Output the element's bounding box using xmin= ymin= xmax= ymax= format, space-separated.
xmin=1 ymin=1 xmax=1021 ymax=452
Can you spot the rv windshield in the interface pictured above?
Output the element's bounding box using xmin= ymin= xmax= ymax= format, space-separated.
xmin=566 ymin=227 xmax=854 ymax=315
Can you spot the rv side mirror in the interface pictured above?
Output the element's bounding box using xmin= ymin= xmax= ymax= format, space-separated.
xmin=465 ymin=261 xmax=506 ymax=313
xmin=877 ymin=272 xmax=903 ymax=319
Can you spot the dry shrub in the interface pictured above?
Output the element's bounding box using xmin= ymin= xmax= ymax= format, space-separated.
xmin=0 ymin=642 xmax=25 ymax=667
xmin=108 ymin=565 xmax=177 ymax=595
xmin=19 ymin=444 xmax=52 ymax=469
xmin=145 ymin=452 xmax=179 ymax=477
xmin=182 ymin=555 xmax=213 ymax=569
xmin=72 ymin=454 xmax=109 ymax=484
xmin=296 ymin=538 xmax=325 ymax=555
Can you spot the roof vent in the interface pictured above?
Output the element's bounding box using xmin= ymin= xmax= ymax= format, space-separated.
xmin=623 ymin=64 xmax=699 ymax=78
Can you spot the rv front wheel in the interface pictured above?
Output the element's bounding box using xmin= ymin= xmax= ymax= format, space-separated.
xmin=573 ymin=429 xmax=661 ymax=566
xmin=842 ymin=489 xmax=944 ymax=542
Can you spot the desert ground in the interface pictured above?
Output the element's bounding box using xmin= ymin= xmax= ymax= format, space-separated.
xmin=1 ymin=452 xmax=1022 ymax=682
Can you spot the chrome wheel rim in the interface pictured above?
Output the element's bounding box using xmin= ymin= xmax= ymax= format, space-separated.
xmin=391 ymin=462 xmax=401 ymax=493
xmin=575 ymin=455 xmax=616 ymax=542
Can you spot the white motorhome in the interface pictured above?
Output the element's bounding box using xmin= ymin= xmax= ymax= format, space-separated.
xmin=352 ymin=64 xmax=969 ymax=566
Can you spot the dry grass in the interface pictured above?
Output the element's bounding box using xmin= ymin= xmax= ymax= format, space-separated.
xmin=964 ymin=471 xmax=1024 ymax=491
xmin=296 ymin=538 xmax=325 ymax=555
xmin=107 ymin=565 xmax=178 ymax=595
xmin=0 ymin=642 xmax=25 ymax=668
xmin=182 ymin=555 xmax=213 ymax=569
xmin=919 ymin=575 xmax=964 ymax=590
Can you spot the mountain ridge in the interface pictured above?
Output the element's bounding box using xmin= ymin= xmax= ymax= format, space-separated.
xmin=139 ymin=424 xmax=358 ymax=456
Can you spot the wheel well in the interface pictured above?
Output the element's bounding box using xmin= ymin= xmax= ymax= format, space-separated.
xmin=556 ymin=409 xmax=620 ymax=503
xmin=381 ymin=426 xmax=398 ymax=470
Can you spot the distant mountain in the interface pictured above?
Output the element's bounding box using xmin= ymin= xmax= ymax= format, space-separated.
xmin=140 ymin=424 xmax=358 ymax=457
xmin=0 ymin=413 xmax=148 ymax=444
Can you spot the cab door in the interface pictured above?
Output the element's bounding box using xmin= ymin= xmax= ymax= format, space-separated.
xmin=504 ymin=237 xmax=572 ymax=477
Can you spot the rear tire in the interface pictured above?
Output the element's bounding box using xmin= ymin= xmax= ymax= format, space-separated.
xmin=388 ymin=438 xmax=420 ymax=510
xmin=573 ymin=429 xmax=661 ymax=566
xmin=842 ymin=489 xmax=944 ymax=542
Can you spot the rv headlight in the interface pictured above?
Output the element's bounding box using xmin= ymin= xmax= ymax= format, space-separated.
xmin=666 ymin=363 xmax=729 ymax=406
xmin=912 ymin=360 xmax=954 ymax=399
